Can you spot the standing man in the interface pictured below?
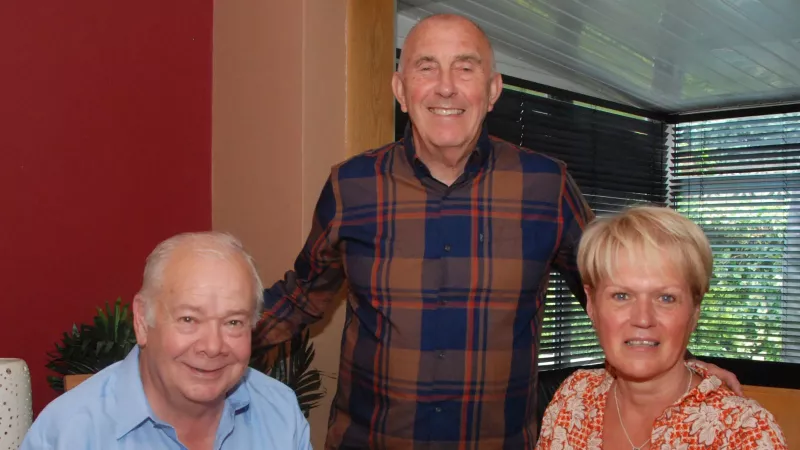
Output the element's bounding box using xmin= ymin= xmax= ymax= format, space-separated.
xmin=258 ymin=13 xmax=737 ymax=449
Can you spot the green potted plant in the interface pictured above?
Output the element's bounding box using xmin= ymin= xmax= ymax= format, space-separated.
xmin=46 ymin=299 xmax=325 ymax=417
xmin=250 ymin=327 xmax=326 ymax=417
xmin=46 ymin=298 xmax=137 ymax=392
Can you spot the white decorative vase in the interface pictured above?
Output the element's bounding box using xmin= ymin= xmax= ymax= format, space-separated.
xmin=0 ymin=359 xmax=33 ymax=450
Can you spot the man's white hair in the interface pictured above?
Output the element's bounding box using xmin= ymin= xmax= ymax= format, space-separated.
xmin=137 ymin=231 xmax=264 ymax=327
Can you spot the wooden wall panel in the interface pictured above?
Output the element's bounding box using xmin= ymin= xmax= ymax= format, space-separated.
xmin=346 ymin=0 xmax=396 ymax=156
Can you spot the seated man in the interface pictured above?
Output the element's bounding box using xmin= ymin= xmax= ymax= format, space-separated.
xmin=21 ymin=232 xmax=311 ymax=450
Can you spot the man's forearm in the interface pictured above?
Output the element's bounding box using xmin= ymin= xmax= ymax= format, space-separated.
xmin=257 ymin=269 xmax=345 ymax=345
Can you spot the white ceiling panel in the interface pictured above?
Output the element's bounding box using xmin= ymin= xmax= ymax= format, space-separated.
xmin=398 ymin=0 xmax=800 ymax=113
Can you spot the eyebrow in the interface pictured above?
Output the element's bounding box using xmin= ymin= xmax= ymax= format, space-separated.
xmin=223 ymin=308 xmax=251 ymax=318
xmin=453 ymin=54 xmax=482 ymax=65
xmin=413 ymin=55 xmax=437 ymax=67
xmin=173 ymin=304 xmax=203 ymax=314
xmin=411 ymin=53 xmax=483 ymax=70
xmin=172 ymin=305 xmax=251 ymax=317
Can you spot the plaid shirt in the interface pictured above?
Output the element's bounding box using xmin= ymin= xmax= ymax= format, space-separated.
xmin=261 ymin=125 xmax=593 ymax=449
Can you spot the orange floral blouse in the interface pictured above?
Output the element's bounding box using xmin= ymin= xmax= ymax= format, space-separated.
xmin=535 ymin=365 xmax=787 ymax=450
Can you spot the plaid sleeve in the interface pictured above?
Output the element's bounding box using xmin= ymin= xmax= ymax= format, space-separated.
xmin=553 ymin=167 xmax=594 ymax=309
xmin=257 ymin=172 xmax=346 ymax=344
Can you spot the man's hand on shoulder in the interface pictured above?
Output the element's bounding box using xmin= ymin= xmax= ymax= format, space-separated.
xmin=689 ymin=359 xmax=743 ymax=396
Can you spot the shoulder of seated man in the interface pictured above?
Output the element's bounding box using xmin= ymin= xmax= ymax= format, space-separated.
xmin=23 ymin=361 xmax=124 ymax=447
xmin=242 ymin=367 xmax=304 ymax=411
xmin=36 ymin=362 xmax=123 ymax=423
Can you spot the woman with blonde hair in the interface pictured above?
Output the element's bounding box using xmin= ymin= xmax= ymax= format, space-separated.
xmin=535 ymin=206 xmax=786 ymax=449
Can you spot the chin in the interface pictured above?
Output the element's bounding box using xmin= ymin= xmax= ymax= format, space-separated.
xmin=419 ymin=127 xmax=468 ymax=147
xmin=181 ymin=384 xmax=229 ymax=404
xmin=613 ymin=364 xmax=664 ymax=381
xmin=429 ymin=137 xmax=467 ymax=149
xmin=615 ymin=361 xmax=691 ymax=383
xmin=608 ymin=355 xmax=671 ymax=381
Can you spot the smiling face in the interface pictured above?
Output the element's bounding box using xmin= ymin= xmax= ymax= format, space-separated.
xmin=587 ymin=250 xmax=700 ymax=383
xmin=134 ymin=246 xmax=255 ymax=408
xmin=393 ymin=15 xmax=502 ymax=157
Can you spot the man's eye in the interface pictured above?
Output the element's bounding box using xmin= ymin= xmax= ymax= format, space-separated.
xmin=179 ymin=316 xmax=194 ymax=323
xmin=228 ymin=320 xmax=243 ymax=327
xmin=612 ymin=293 xmax=629 ymax=301
xmin=660 ymin=294 xmax=676 ymax=303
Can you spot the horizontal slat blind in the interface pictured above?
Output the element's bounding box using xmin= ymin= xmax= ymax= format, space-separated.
xmin=489 ymin=86 xmax=667 ymax=370
xmin=670 ymin=112 xmax=800 ymax=363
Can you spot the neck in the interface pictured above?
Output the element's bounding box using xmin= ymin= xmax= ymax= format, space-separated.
xmin=615 ymin=363 xmax=694 ymax=414
xmin=412 ymin=131 xmax=479 ymax=186
xmin=138 ymin=352 xmax=224 ymax=437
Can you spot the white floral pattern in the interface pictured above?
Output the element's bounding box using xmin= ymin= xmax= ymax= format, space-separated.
xmin=684 ymin=402 xmax=723 ymax=445
xmin=535 ymin=367 xmax=787 ymax=449
xmin=585 ymin=431 xmax=602 ymax=450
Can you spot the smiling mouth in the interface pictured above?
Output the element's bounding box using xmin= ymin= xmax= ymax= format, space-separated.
xmin=188 ymin=365 xmax=225 ymax=375
xmin=429 ymin=107 xmax=465 ymax=116
xmin=625 ymin=339 xmax=660 ymax=347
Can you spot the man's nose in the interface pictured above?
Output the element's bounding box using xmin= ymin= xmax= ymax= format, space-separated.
xmin=197 ymin=323 xmax=224 ymax=357
xmin=434 ymin=68 xmax=456 ymax=97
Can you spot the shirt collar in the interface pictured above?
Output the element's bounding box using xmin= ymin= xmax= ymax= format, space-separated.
xmin=113 ymin=346 xmax=155 ymax=439
xmin=113 ymin=346 xmax=252 ymax=439
xmin=402 ymin=121 xmax=493 ymax=179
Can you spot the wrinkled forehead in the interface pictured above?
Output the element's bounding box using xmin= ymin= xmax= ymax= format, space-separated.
xmin=161 ymin=251 xmax=253 ymax=297
xmin=402 ymin=18 xmax=493 ymax=68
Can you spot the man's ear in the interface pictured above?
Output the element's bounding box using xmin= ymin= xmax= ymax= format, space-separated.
xmin=132 ymin=294 xmax=150 ymax=347
xmin=486 ymin=72 xmax=503 ymax=112
xmin=392 ymin=72 xmax=408 ymax=113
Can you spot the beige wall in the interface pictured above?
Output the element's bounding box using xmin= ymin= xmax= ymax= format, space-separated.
xmin=212 ymin=0 xmax=393 ymax=448
xmin=212 ymin=1 xmax=345 ymax=447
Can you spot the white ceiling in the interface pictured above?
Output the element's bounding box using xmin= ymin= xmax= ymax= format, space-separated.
xmin=397 ymin=0 xmax=800 ymax=114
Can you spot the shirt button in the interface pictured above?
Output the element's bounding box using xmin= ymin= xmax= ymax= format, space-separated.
xmin=444 ymin=244 xmax=451 ymax=252
xmin=435 ymin=406 xmax=442 ymax=413
xmin=438 ymin=351 xmax=446 ymax=359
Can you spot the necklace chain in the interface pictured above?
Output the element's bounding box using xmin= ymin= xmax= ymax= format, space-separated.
xmin=613 ymin=364 xmax=693 ymax=450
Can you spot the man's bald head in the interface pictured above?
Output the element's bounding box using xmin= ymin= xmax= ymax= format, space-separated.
xmin=398 ymin=14 xmax=496 ymax=74
xmin=391 ymin=12 xmax=504 ymax=174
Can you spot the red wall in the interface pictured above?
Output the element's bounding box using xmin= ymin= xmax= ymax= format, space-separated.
xmin=0 ymin=1 xmax=213 ymax=413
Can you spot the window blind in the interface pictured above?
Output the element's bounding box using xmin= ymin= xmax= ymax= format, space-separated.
xmin=490 ymin=85 xmax=668 ymax=369
xmin=670 ymin=112 xmax=800 ymax=363
xmin=395 ymin=80 xmax=668 ymax=370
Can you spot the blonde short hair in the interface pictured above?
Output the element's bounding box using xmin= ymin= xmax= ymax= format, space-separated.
xmin=577 ymin=206 xmax=713 ymax=304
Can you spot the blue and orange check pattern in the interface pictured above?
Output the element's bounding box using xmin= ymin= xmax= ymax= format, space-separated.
xmin=260 ymin=125 xmax=593 ymax=449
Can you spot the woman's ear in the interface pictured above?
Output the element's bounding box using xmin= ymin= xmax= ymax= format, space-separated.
xmin=584 ymin=285 xmax=595 ymax=325
xmin=690 ymin=301 xmax=701 ymax=332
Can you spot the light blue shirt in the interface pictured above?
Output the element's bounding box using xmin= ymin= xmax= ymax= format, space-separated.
xmin=21 ymin=347 xmax=312 ymax=450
